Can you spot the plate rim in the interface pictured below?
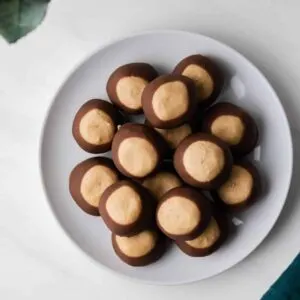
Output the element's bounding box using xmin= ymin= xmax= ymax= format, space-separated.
xmin=39 ymin=29 xmax=294 ymax=285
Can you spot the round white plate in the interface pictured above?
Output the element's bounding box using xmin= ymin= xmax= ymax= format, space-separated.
xmin=40 ymin=30 xmax=293 ymax=285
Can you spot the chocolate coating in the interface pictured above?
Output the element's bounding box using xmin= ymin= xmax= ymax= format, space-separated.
xmin=112 ymin=229 xmax=168 ymax=266
xmin=72 ymin=99 xmax=124 ymax=153
xmin=174 ymin=133 xmax=233 ymax=189
xmin=176 ymin=207 xmax=229 ymax=257
xmin=111 ymin=123 xmax=166 ymax=179
xmin=69 ymin=157 xmax=120 ymax=215
xmin=202 ymin=102 xmax=259 ymax=157
xmin=211 ymin=160 xmax=261 ymax=211
xmin=99 ymin=180 xmax=156 ymax=236
xmin=173 ymin=54 xmax=224 ymax=108
xmin=142 ymin=74 xmax=197 ymax=129
xmin=156 ymin=187 xmax=212 ymax=240
xmin=107 ymin=63 xmax=158 ymax=114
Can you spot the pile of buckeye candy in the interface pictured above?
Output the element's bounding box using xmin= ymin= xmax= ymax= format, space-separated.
xmin=69 ymin=54 xmax=261 ymax=267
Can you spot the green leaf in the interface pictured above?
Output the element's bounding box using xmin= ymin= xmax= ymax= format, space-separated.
xmin=0 ymin=0 xmax=51 ymax=43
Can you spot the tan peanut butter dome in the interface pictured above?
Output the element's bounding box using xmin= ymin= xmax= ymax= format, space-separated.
xmin=183 ymin=140 xmax=225 ymax=182
xmin=218 ymin=165 xmax=253 ymax=205
xmin=112 ymin=123 xmax=165 ymax=179
xmin=80 ymin=165 xmax=118 ymax=207
xmin=156 ymin=187 xmax=212 ymax=240
xmin=118 ymin=137 xmax=158 ymax=177
xmin=202 ymin=102 xmax=259 ymax=156
xmin=99 ymin=180 xmax=155 ymax=236
xmin=211 ymin=160 xmax=261 ymax=211
xmin=186 ymin=218 xmax=220 ymax=249
xmin=157 ymin=196 xmax=201 ymax=235
xmin=112 ymin=229 xmax=167 ymax=266
xmin=105 ymin=185 xmax=142 ymax=225
xmin=106 ymin=63 xmax=158 ymax=114
xmin=116 ymin=76 xmax=148 ymax=110
xmin=142 ymin=171 xmax=182 ymax=200
xmin=115 ymin=230 xmax=157 ymax=258
xmin=182 ymin=64 xmax=214 ymax=100
xmin=69 ymin=157 xmax=119 ymax=216
xmin=72 ymin=99 xmax=122 ymax=154
xmin=176 ymin=212 xmax=228 ymax=257
xmin=79 ymin=109 xmax=115 ymax=145
xmin=211 ymin=115 xmax=245 ymax=145
xmin=173 ymin=54 xmax=224 ymax=107
xmin=174 ymin=133 xmax=233 ymax=189
xmin=152 ymin=81 xmax=189 ymax=121
xmin=142 ymin=74 xmax=197 ymax=129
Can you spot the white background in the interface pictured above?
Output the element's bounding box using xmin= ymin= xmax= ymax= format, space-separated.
xmin=0 ymin=0 xmax=300 ymax=299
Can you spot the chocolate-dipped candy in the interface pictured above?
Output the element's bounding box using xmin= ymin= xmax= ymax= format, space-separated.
xmin=112 ymin=229 xmax=168 ymax=266
xmin=141 ymin=162 xmax=183 ymax=200
xmin=173 ymin=54 xmax=224 ymax=108
xmin=156 ymin=187 xmax=212 ymax=240
xmin=107 ymin=63 xmax=158 ymax=114
xmin=69 ymin=157 xmax=119 ymax=215
xmin=176 ymin=208 xmax=229 ymax=257
xmin=99 ymin=180 xmax=155 ymax=236
xmin=174 ymin=133 xmax=233 ymax=189
xmin=112 ymin=123 xmax=166 ymax=179
xmin=142 ymin=74 xmax=197 ymax=129
xmin=211 ymin=160 xmax=261 ymax=211
xmin=202 ymin=102 xmax=259 ymax=157
xmin=72 ymin=99 xmax=124 ymax=153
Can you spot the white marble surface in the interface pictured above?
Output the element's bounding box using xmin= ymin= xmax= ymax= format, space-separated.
xmin=0 ymin=0 xmax=300 ymax=299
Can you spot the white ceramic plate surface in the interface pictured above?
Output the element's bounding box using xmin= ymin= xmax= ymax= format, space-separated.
xmin=40 ymin=30 xmax=293 ymax=285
